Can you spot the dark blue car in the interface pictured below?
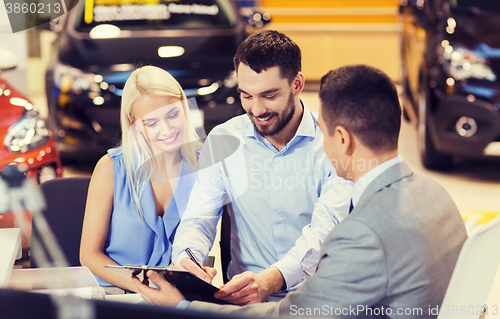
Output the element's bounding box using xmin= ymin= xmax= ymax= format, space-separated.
xmin=46 ymin=0 xmax=267 ymax=161
xmin=400 ymin=0 xmax=500 ymax=169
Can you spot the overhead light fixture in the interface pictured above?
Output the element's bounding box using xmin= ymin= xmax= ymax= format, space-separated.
xmin=89 ymin=24 xmax=121 ymax=39
xmin=158 ymin=46 xmax=185 ymax=58
xmin=198 ymin=82 xmax=219 ymax=96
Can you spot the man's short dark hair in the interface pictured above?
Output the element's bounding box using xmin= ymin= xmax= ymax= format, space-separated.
xmin=319 ymin=65 xmax=401 ymax=153
xmin=233 ymin=30 xmax=301 ymax=83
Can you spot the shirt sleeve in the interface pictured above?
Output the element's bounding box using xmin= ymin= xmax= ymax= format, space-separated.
xmin=176 ymin=300 xmax=192 ymax=310
xmin=171 ymin=140 xmax=227 ymax=265
xmin=271 ymin=169 xmax=353 ymax=289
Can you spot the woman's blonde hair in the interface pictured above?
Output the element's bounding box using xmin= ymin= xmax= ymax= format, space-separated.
xmin=120 ymin=65 xmax=201 ymax=218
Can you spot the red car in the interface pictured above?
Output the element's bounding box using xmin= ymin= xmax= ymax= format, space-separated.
xmin=0 ymin=49 xmax=62 ymax=251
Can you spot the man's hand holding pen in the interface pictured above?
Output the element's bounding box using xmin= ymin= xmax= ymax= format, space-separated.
xmin=171 ymin=249 xmax=284 ymax=306
xmin=171 ymin=248 xmax=217 ymax=283
xmin=132 ymin=248 xmax=282 ymax=307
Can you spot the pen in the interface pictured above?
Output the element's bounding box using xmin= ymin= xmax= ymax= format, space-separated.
xmin=185 ymin=248 xmax=212 ymax=279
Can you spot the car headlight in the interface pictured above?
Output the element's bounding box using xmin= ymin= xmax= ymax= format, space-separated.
xmin=4 ymin=110 xmax=50 ymax=153
xmin=53 ymin=62 xmax=102 ymax=93
xmin=442 ymin=45 xmax=497 ymax=81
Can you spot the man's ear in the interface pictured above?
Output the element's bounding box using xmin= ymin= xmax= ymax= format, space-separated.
xmin=292 ymin=72 xmax=305 ymax=96
xmin=336 ymin=126 xmax=354 ymax=157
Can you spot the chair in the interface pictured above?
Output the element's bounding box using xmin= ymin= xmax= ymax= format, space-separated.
xmin=31 ymin=177 xmax=90 ymax=268
xmin=437 ymin=214 xmax=500 ymax=319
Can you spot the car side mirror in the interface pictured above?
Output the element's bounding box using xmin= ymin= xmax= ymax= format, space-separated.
xmin=0 ymin=47 xmax=18 ymax=71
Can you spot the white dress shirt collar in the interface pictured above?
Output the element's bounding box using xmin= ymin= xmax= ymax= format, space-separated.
xmin=352 ymin=155 xmax=403 ymax=208
xmin=245 ymin=98 xmax=315 ymax=141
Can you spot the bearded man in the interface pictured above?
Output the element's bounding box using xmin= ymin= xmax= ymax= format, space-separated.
xmin=170 ymin=30 xmax=352 ymax=305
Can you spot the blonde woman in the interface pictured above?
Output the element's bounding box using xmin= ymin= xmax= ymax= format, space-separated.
xmin=80 ymin=66 xmax=202 ymax=294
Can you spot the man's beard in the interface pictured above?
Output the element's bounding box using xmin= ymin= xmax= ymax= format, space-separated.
xmin=249 ymin=92 xmax=295 ymax=137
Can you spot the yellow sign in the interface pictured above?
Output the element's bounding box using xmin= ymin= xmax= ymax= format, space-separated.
xmin=461 ymin=209 xmax=500 ymax=226
xmin=85 ymin=0 xmax=166 ymax=24
xmin=95 ymin=0 xmax=161 ymax=6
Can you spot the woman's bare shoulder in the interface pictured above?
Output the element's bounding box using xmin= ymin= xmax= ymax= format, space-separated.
xmin=91 ymin=154 xmax=114 ymax=184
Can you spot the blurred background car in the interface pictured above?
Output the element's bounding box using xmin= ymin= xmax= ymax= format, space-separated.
xmin=45 ymin=0 xmax=269 ymax=162
xmin=400 ymin=0 xmax=500 ymax=169
xmin=0 ymin=48 xmax=62 ymax=254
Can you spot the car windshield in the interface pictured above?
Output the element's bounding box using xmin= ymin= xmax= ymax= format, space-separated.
xmin=74 ymin=0 xmax=237 ymax=32
xmin=450 ymin=0 xmax=500 ymax=14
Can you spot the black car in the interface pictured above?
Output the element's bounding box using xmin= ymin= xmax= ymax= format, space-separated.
xmin=46 ymin=0 xmax=268 ymax=160
xmin=400 ymin=0 xmax=500 ymax=169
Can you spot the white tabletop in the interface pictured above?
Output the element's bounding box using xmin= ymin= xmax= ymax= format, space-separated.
xmin=0 ymin=228 xmax=21 ymax=288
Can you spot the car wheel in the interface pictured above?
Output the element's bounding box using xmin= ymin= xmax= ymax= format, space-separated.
xmin=417 ymin=84 xmax=452 ymax=169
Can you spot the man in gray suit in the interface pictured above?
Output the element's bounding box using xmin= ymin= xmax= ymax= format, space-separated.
xmin=133 ymin=65 xmax=468 ymax=318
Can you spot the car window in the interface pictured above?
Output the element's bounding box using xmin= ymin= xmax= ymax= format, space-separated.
xmin=74 ymin=0 xmax=237 ymax=32
xmin=450 ymin=0 xmax=500 ymax=14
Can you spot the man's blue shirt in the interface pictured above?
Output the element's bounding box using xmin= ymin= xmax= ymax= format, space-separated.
xmin=172 ymin=103 xmax=353 ymax=289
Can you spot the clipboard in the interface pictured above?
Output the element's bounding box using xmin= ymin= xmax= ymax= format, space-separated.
xmin=105 ymin=265 xmax=229 ymax=304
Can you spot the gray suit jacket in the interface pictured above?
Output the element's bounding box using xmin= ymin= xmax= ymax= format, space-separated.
xmin=189 ymin=162 xmax=467 ymax=318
